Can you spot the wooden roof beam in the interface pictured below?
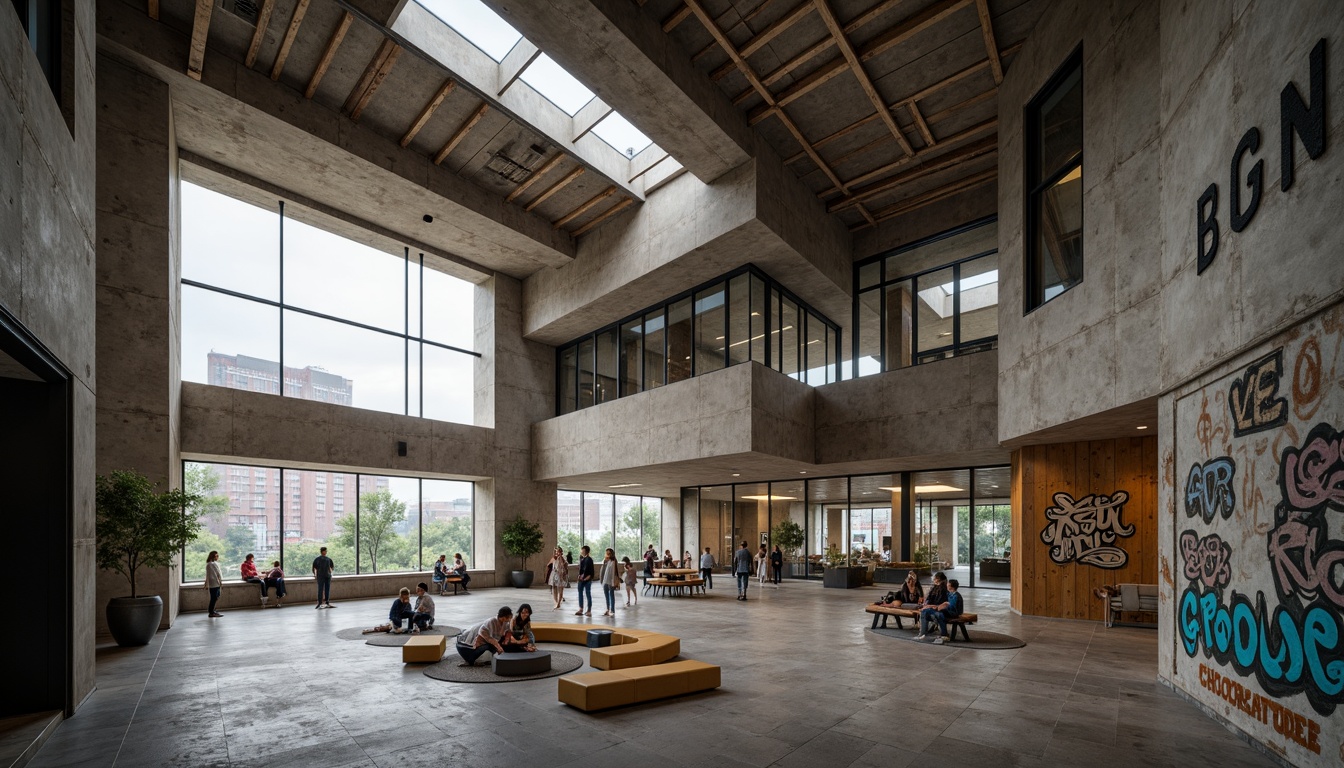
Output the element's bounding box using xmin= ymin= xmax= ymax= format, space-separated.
xmin=819 ymin=117 xmax=997 ymax=197
xmin=828 ymin=134 xmax=997 ymax=212
xmin=858 ymin=167 xmax=997 ymax=228
xmin=186 ymin=0 xmax=213 ymax=81
xmin=433 ymin=102 xmax=490 ymax=165
xmin=307 ymin=11 xmax=353 ymax=99
xmin=400 ymin=78 xmax=456 ymax=148
xmin=270 ymin=0 xmax=311 ymax=81
xmin=572 ymin=197 xmax=635 ymax=237
xmin=344 ymin=37 xmax=401 ymax=120
xmin=974 ymin=0 xmax=1004 ymax=85
xmin=907 ymin=101 xmax=935 ymax=147
xmin=244 ymin=0 xmax=273 ymax=68
xmin=662 ymin=4 xmax=692 ymax=31
xmin=708 ymin=1 xmax=815 ymax=81
xmin=554 ymin=187 xmax=618 ymax=230
xmin=507 ymin=153 xmax=566 ymax=203
xmin=813 ymin=0 xmax=912 ymax=156
xmin=524 ymin=166 xmax=585 ymax=212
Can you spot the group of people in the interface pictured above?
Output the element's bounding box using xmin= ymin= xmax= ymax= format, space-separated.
xmin=872 ymin=570 xmax=964 ymax=644
xmin=455 ymin=604 xmax=536 ymax=666
xmin=203 ymin=551 xmax=292 ymax=617
xmin=431 ymin=553 xmax=471 ymax=595
xmin=552 ymin=546 xmax=640 ymax=616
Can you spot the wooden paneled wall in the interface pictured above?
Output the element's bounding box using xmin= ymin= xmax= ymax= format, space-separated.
xmin=1010 ymin=437 xmax=1157 ymax=621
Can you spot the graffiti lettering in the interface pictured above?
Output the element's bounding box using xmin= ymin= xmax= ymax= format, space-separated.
xmin=1278 ymin=422 xmax=1344 ymax=515
xmin=1267 ymin=510 xmax=1344 ymax=610
xmin=1228 ymin=349 xmax=1289 ymax=437
xmin=1185 ymin=457 xmax=1237 ymax=521
xmin=1292 ymin=337 xmax=1322 ymax=421
xmin=1040 ymin=491 xmax=1134 ymax=568
xmin=1198 ymin=664 xmax=1322 ymax=754
xmin=1179 ymin=587 xmax=1344 ymax=716
xmin=1181 ymin=530 xmax=1233 ymax=590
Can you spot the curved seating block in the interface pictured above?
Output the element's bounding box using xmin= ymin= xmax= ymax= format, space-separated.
xmin=531 ymin=623 xmax=680 ymax=670
xmin=493 ymin=651 xmax=552 ymax=676
xmin=402 ymin=635 xmax=446 ymax=663
xmin=557 ymin=660 xmax=721 ymax=711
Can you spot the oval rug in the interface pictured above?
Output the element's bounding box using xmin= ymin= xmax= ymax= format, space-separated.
xmin=422 ymin=650 xmax=585 ymax=683
xmin=335 ymin=626 xmax=461 ymax=645
xmin=868 ymin=626 xmax=1026 ymax=650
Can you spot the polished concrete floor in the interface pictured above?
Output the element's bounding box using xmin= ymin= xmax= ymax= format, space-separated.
xmin=30 ymin=582 xmax=1276 ymax=768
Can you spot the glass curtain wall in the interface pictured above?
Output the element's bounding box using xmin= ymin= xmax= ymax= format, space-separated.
xmin=182 ymin=460 xmax=473 ymax=582
xmin=181 ymin=182 xmax=480 ymax=423
xmin=557 ymin=265 xmax=842 ymax=414
xmin=553 ymin=491 xmax=664 ymax=561
xmin=853 ymin=219 xmax=998 ymax=377
xmin=680 ymin=466 xmax=1009 ymax=587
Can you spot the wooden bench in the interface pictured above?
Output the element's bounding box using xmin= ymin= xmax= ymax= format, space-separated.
xmin=531 ymin=623 xmax=680 ymax=670
xmin=865 ymin=605 xmax=979 ymax=642
xmin=557 ymin=659 xmax=720 ymax=711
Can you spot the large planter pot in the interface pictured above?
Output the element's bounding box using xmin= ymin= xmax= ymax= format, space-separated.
xmin=510 ymin=570 xmax=534 ymax=588
xmin=106 ymin=596 xmax=163 ymax=647
xmin=823 ymin=566 xmax=865 ymax=589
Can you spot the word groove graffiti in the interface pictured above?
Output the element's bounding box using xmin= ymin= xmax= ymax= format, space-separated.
xmin=1186 ymin=456 xmax=1237 ymax=522
xmin=1039 ymin=491 xmax=1134 ymax=568
xmin=1229 ymin=349 xmax=1289 ymax=437
xmin=1181 ymin=530 xmax=1233 ymax=590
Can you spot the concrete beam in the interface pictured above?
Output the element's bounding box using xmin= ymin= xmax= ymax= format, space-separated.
xmin=496 ymin=38 xmax=539 ymax=96
xmin=482 ymin=0 xmax=754 ymax=183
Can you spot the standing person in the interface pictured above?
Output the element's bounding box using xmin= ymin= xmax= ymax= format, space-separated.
xmin=502 ymin=604 xmax=536 ymax=653
xmin=643 ymin=545 xmax=657 ymax=577
xmin=262 ymin=560 xmax=286 ymax=607
xmin=388 ymin=588 xmax=416 ymax=634
xmin=432 ymin=554 xmax=450 ymax=596
xmin=770 ymin=545 xmax=783 ymax=585
xmin=682 ymin=550 xmax=694 ymax=568
xmin=412 ymin=582 xmax=436 ymax=632
xmin=452 ymin=553 xmax=471 ymax=593
xmin=699 ymin=547 xmax=715 ymax=589
xmin=312 ymin=546 xmax=335 ymax=609
xmin=755 ymin=544 xmax=769 ymax=584
xmin=733 ymin=541 xmax=752 ymax=601
xmin=204 ymin=550 xmax=223 ymax=617
xmin=575 ymin=546 xmax=594 ymax=617
xmin=455 ymin=606 xmax=511 ymax=666
xmin=241 ymin=553 xmax=265 ymax=605
xmin=600 ymin=548 xmax=619 ymax=617
xmin=621 ymin=556 xmax=638 ymax=606
xmin=547 ymin=548 xmax=568 ymax=610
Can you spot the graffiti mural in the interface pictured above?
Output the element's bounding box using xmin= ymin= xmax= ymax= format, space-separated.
xmin=1174 ymin=303 xmax=1344 ymax=764
xmin=1039 ymin=491 xmax=1134 ymax=568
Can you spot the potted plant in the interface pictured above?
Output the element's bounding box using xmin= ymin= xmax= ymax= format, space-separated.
xmin=821 ymin=544 xmax=864 ymax=588
xmin=770 ymin=519 xmax=805 ymax=578
xmin=500 ymin=516 xmax=544 ymax=588
xmin=97 ymin=471 xmax=203 ymax=646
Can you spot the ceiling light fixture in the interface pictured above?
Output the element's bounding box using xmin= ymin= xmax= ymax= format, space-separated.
xmin=607 ymin=483 xmax=643 ymax=488
xmin=880 ymin=485 xmax=964 ymax=494
xmin=740 ymin=495 xmax=798 ymax=501
xmin=1137 ymin=425 xmax=1148 ymax=430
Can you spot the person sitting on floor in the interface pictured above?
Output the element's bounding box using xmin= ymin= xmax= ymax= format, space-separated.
xmin=261 ymin=560 xmax=286 ymax=607
xmin=916 ymin=575 xmax=963 ymax=644
xmin=412 ymin=582 xmax=435 ymax=632
xmin=388 ymin=587 xmax=417 ymax=634
xmin=501 ymin=603 xmax=536 ymax=653
xmin=456 ymin=607 xmax=511 ymax=666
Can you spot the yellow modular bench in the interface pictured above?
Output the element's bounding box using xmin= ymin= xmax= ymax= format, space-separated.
xmin=557 ymin=660 xmax=721 ymax=712
xmin=402 ymin=634 xmax=446 ymax=663
xmin=531 ymin=624 xmax=680 ymax=670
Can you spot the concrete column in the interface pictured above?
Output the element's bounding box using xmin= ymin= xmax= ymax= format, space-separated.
xmin=885 ymin=283 xmax=912 ymax=368
xmin=937 ymin=505 xmax=956 ymax=567
xmin=662 ymin=494 xmax=684 ymax=557
xmin=94 ymin=56 xmax=181 ymax=634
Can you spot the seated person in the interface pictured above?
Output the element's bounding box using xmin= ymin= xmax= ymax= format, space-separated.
xmin=916 ymin=574 xmax=963 ymax=644
xmin=456 ymin=607 xmax=512 ymax=666
xmin=662 ymin=550 xmax=675 ymax=568
xmin=452 ymin=553 xmax=471 ymax=593
xmin=261 ymin=560 xmax=286 ymax=606
xmin=240 ymin=553 xmax=264 ymax=591
xmin=412 ymin=582 xmax=435 ymax=632
xmin=873 ymin=570 xmax=925 ymax=608
xmin=388 ymin=588 xmax=417 ymax=634
xmin=500 ymin=603 xmax=536 ymax=653
xmin=432 ymin=554 xmax=450 ymax=595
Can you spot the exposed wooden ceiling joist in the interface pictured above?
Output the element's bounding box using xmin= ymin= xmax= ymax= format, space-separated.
xmin=662 ymin=4 xmax=692 ymax=31
xmin=856 ymin=166 xmax=997 ymax=228
xmin=524 ymin=166 xmax=585 ymax=212
xmin=813 ymin=0 xmax=913 ymax=156
xmin=572 ymin=197 xmax=635 ymax=237
xmin=708 ymin=0 xmax=815 ymax=81
xmin=974 ymin=0 xmax=1004 ymax=85
xmin=400 ymin=78 xmax=456 ymax=148
xmin=306 ymin=11 xmax=353 ymax=99
xmin=553 ymin=186 xmax=618 ymax=230
xmin=506 ymin=153 xmax=565 ymax=203
xmin=186 ymin=0 xmax=213 ymax=81
xmin=344 ymin=37 xmax=402 ymax=120
xmin=433 ymin=102 xmax=490 ymax=165
xmin=828 ymin=134 xmax=997 ymax=212
xmin=907 ymin=101 xmax=934 ymax=147
xmin=824 ymin=116 xmax=996 ymax=196
xmin=148 ymin=0 xmax=159 ymax=21
xmin=244 ymin=0 xmax=273 ymax=68
xmin=270 ymin=0 xmax=311 ymax=81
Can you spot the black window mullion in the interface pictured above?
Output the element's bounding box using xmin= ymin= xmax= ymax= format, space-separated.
xmin=419 ymin=254 xmax=425 ymax=417
xmin=278 ymin=200 xmax=285 ymax=397
xmin=952 ymin=262 xmax=961 ymax=352
xmin=404 ymin=247 xmax=409 ymax=416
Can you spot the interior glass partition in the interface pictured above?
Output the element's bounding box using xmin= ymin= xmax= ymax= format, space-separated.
xmin=807 ymin=476 xmax=849 ymax=570
xmin=771 ymin=479 xmax=807 ymax=578
xmin=698 ymin=486 xmax=733 ymax=569
xmin=552 ymin=491 xmax=663 ymax=562
xmin=734 ymin=482 xmax=769 ymax=555
xmin=972 ymin=467 xmax=1012 ymax=586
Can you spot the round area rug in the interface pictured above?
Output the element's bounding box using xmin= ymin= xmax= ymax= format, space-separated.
xmin=334 ymin=626 xmax=461 ymax=645
xmin=422 ymin=650 xmax=584 ymax=684
xmin=869 ymin=626 xmax=1026 ymax=650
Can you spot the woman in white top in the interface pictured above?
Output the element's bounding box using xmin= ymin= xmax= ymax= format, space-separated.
xmin=546 ymin=547 xmax=568 ymax=610
xmin=756 ymin=545 xmax=769 ymax=583
xmin=204 ymin=550 xmax=223 ymax=617
xmin=600 ymin=548 xmax=620 ymax=616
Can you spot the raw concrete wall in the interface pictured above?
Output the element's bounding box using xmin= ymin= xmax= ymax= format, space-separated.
xmin=997 ymin=0 xmax=1344 ymax=443
xmin=0 ymin=0 xmax=98 ymax=707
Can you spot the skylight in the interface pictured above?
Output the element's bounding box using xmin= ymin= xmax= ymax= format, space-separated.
xmin=520 ymin=54 xmax=595 ymax=115
xmin=592 ymin=112 xmax=653 ymax=158
xmin=418 ymin=0 xmax=521 ymax=62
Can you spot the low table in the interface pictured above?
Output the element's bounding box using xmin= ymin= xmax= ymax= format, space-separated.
xmin=493 ymin=650 xmax=552 ymax=676
xmin=586 ymin=629 xmax=614 ymax=648
xmin=653 ymin=568 xmax=697 ymax=581
xmin=402 ymin=634 xmax=447 ymax=663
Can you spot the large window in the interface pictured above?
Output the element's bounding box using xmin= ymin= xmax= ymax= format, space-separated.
xmin=181 ymin=181 xmax=480 ymax=423
xmin=1025 ymin=49 xmax=1084 ymax=312
xmin=557 ymin=265 xmax=842 ymax=414
xmin=182 ymin=460 xmax=473 ymax=582
xmin=853 ymin=219 xmax=999 ymax=376
xmin=553 ymin=491 xmax=663 ymax=561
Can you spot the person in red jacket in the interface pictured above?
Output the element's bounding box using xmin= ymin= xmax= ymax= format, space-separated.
xmin=240 ymin=553 xmax=266 ymax=605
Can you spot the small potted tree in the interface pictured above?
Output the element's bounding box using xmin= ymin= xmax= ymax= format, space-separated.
xmin=770 ymin=519 xmax=805 ymax=579
xmin=97 ymin=471 xmax=203 ymax=646
xmin=500 ymin=516 xmax=544 ymax=588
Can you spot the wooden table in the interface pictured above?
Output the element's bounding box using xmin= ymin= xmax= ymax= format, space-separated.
xmin=653 ymin=568 xmax=697 ymax=581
